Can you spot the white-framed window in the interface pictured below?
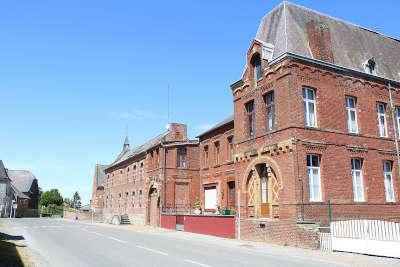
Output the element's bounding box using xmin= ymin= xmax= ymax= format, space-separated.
xmin=351 ymin=158 xmax=364 ymax=202
xmin=251 ymin=53 xmax=262 ymax=81
xmin=177 ymin=147 xmax=187 ymax=168
xmin=139 ymin=162 xmax=144 ymax=181
xmin=307 ymin=154 xmax=322 ymax=202
xmin=396 ymin=107 xmax=400 ymax=138
xmin=303 ymin=88 xmax=317 ymax=127
xmin=264 ymin=91 xmax=276 ymax=132
xmin=377 ymin=103 xmax=387 ymax=137
xmin=245 ymin=101 xmax=255 ymax=137
xmin=346 ymin=96 xmax=358 ymax=134
xmin=204 ymin=186 xmax=217 ymax=210
xmin=383 ymin=161 xmax=395 ymax=202
xmin=214 ymin=142 xmax=220 ymax=165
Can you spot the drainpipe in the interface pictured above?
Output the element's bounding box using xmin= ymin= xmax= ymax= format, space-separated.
xmin=295 ymin=137 xmax=304 ymax=221
xmin=161 ymin=142 xmax=167 ymax=210
xmin=388 ymin=82 xmax=400 ymax=177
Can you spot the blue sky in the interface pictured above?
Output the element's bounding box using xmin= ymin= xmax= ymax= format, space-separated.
xmin=0 ymin=0 xmax=399 ymax=204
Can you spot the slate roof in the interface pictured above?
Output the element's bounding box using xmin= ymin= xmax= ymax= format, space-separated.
xmin=10 ymin=183 xmax=30 ymax=199
xmin=255 ymin=1 xmax=400 ymax=81
xmin=0 ymin=160 xmax=8 ymax=180
xmin=197 ymin=115 xmax=234 ymax=138
xmin=109 ymin=131 xmax=169 ymax=168
xmin=94 ymin=164 xmax=108 ymax=187
xmin=7 ymin=170 xmax=37 ymax=193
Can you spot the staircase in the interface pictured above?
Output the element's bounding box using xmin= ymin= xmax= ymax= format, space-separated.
xmin=120 ymin=214 xmax=131 ymax=225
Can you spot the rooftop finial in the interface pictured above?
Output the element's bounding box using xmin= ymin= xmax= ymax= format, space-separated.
xmin=123 ymin=125 xmax=130 ymax=151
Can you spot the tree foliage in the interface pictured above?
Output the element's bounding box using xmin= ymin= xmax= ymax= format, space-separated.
xmin=72 ymin=191 xmax=81 ymax=209
xmin=40 ymin=189 xmax=63 ymax=207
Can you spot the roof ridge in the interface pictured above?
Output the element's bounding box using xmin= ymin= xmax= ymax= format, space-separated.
xmin=285 ymin=1 xmax=400 ymax=42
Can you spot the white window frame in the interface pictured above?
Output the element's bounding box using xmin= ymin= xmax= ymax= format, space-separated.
xmin=346 ymin=96 xmax=358 ymax=134
xmin=303 ymin=88 xmax=317 ymax=127
xmin=377 ymin=103 xmax=388 ymax=137
xmin=204 ymin=187 xmax=217 ymax=210
xmin=351 ymin=158 xmax=365 ymax=202
xmin=383 ymin=161 xmax=395 ymax=202
xmin=396 ymin=107 xmax=400 ymax=139
xmin=307 ymin=154 xmax=322 ymax=202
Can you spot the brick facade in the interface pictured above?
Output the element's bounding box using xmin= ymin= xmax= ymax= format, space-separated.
xmin=102 ymin=123 xmax=200 ymax=226
xmin=95 ymin=1 xmax=400 ymax=248
xmin=198 ymin=119 xmax=235 ymax=213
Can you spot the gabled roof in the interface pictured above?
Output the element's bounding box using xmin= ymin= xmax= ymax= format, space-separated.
xmin=10 ymin=183 xmax=30 ymax=199
xmin=108 ymin=131 xmax=169 ymax=169
xmin=255 ymin=1 xmax=400 ymax=81
xmin=7 ymin=170 xmax=37 ymax=193
xmin=0 ymin=160 xmax=9 ymax=180
xmin=197 ymin=115 xmax=234 ymax=138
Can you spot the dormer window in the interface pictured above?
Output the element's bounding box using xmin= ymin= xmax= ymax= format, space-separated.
xmin=251 ymin=53 xmax=262 ymax=81
xmin=364 ymin=57 xmax=376 ymax=75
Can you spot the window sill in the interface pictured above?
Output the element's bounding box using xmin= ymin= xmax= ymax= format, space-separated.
xmin=226 ymin=160 xmax=234 ymax=165
xmin=348 ymin=132 xmax=359 ymax=136
xmin=309 ymin=200 xmax=324 ymax=203
xmin=304 ymin=125 xmax=318 ymax=130
xmin=213 ymin=164 xmax=221 ymax=168
xmin=202 ymin=167 xmax=209 ymax=171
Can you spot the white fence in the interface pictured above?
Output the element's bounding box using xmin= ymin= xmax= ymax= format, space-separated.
xmin=319 ymin=232 xmax=332 ymax=252
xmin=331 ymin=220 xmax=400 ymax=258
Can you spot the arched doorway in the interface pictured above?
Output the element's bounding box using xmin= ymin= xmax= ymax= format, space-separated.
xmin=147 ymin=185 xmax=160 ymax=226
xmin=245 ymin=161 xmax=282 ymax=218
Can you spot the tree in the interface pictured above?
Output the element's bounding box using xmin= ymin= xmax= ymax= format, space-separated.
xmin=64 ymin=197 xmax=72 ymax=208
xmin=72 ymin=191 xmax=81 ymax=210
xmin=40 ymin=189 xmax=63 ymax=207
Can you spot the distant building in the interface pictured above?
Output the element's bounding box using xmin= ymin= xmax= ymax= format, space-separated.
xmin=90 ymin=164 xmax=108 ymax=210
xmin=0 ymin=160 xmax=13 ymax=217
xmin=102 ymin=123 xmax=200 ymax=226
xmin=0 ymin=161 xmax=39 ymax=217
xmin=7 ymin=170 xmax=40 ymax=217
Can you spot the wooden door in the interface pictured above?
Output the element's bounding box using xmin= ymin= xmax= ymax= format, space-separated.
xmin=260 ymin=175 xmax=270 ymax=217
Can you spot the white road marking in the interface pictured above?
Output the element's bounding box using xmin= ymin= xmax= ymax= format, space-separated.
xmin=184 ymin=259 xmax=212 ymax=267
xmin=90 ymin=231 xmax=105 ymax=237
xmin=108 ymin=237 xmax=128 ymax=244
xmin=135 ymin=245 xmax=168 ymax=256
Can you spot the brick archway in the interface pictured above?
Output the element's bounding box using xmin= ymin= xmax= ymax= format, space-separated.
xmin=147 ymin=184 xmax=160 ymax=226
xmin=242 ymin=156 xmax=283 ymax=218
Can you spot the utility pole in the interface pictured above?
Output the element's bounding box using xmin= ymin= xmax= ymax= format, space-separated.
xmin=167 ymin=85 xmax=171 ymax=125
xmin=388 ymin=82 xmax=400 ymax=176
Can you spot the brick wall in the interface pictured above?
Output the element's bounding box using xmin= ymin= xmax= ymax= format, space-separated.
xmin=64 ymin=210 xmax=103 ymax=222
xmin=199 ymin=121 xmax=236 ymax=212
xmin=239 ymin=219 xmax=319 ymax=249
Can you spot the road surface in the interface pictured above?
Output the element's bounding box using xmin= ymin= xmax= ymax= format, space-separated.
xmin=1 ymin=218 xmax=398 ymax=267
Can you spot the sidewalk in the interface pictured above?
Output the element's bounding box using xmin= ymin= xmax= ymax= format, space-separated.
xmin=82 ymin=221 xmax=400 ymax=267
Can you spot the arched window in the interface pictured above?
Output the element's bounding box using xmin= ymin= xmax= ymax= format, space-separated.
xmin=251 ymin=53 xmax=262 ymax=81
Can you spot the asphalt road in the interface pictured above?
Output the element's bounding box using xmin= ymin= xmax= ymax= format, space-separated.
xmin=0 ymin=218 xmax=377 ymax=267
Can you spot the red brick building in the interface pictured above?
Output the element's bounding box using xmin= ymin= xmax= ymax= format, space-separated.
xmin=94 ymin=1 xmax=400 ymax=248
xmin=197 ymin=116 xmax=235 ymax=213
xmin=90 ymin=164 xmax=107 ymax=211
xmin=230 ymin=2 xmax=400 ymax=246
xmin=103 ymin=123 xmax=200 ymax=226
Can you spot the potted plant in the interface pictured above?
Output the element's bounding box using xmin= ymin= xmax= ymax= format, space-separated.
xmin=193 ymin=200 xmax=202 ymax=215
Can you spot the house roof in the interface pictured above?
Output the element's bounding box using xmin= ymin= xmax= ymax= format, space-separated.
xmin=197 ymin=115 xmax=234 ymax=138
xmin=10 ymin=183 xmax=30 ymax=199
xmin=94 ymin=164 xmax=108 ymax=187
xmin=255 ymin=1 xmax=400 ymax=81
xmin=7 ymin=170 xmax=37 ymax=193
xmin=0 ymin=160 xmax=8 ymax=180
xmin=108 ymin=131 xmax=169 ymax=169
